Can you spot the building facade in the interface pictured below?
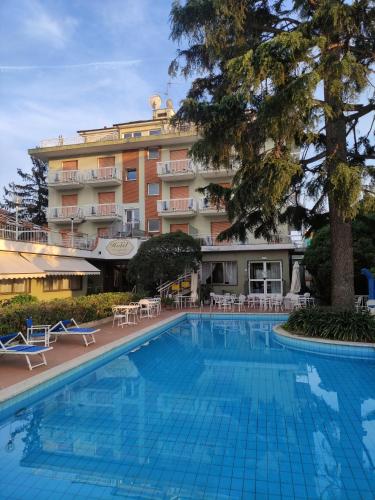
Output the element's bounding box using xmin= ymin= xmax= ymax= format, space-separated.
xmin=29 ymin=99 xmax=301 ymax=296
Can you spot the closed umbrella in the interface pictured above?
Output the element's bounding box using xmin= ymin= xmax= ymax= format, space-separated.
xmin=290 ymin=262 xmax=301 ymax=294
xmin=190 ymin=272 xmax=199 ymax=304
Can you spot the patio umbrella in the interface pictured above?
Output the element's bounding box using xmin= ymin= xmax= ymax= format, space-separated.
xmin=290 ymin=262 xmax=301 ymax=294
xmin=190 ymin=271 xmax=199 ymax=303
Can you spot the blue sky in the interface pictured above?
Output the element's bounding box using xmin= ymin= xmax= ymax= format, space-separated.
xmin=0 ymin=0 xmax=190 ymax=188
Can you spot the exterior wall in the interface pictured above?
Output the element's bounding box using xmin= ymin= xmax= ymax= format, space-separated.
xmin=202 ymin=250 xmax=291 ymax=295
xmin=0 ymin=276 xmax=88 ymax=302
xmin=144 ymin=147 xmax=161 ymax=234
xmin=122 ymin=150 xmax=139 ymax=203
xmin=48 ymin=152 xmax=123 ymax=235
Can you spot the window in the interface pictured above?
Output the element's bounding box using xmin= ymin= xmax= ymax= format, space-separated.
xmin=43 ymin=277 xmax=83 ymax=292
xmin=125 ymin=209 xmax=140 ymax=226
xmin=149 ymin=129 xmax=161 ymax=136
xmin=248 ymin=261 xmax=282 ymax=295
xmin=148 ymin=147 xmax=159 ymax=160
xmin=0 ymin=279 xmax=28 ymax=294
xmin=122 ymin=131 xmax=142 ymax=139
xmin=126 ymin=169 xmax=137 ymax=181
xmin=147 ymin=183 xmax=160 ymax=196
xmin=148 ymin=219 xmax=160 ymax=233
xmin=202 ymin=262 xmax=237 ymax=285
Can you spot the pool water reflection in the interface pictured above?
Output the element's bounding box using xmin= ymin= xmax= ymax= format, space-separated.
xmin=0 ymin=316 xmax=375 ymax=499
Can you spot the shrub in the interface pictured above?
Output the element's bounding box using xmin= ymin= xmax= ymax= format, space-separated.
xmin=0 ymin=292 xmax=137 ymax=335
xmin=284 ymin=307 xmax=375 ymax=343
xmin=1 ymin=294 xmax=39 ymax=306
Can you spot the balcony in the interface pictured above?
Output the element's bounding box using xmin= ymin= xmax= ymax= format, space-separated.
xmin=84 ymin=203 xmax=123 ymax=222
xmin=198 ymin=198 xmax=227 ymax=216
xmin=47 ymin=206 xmax=85 ymax=224
xmin=157 ymin=198 xmax=197 ymax=218
xmin=198 ymin=162 xmax=239 ymax=179
xmin=196 ymin=234 xmax=298 ymax=250
xmin=157 ymin=159 xmax=196 ymax=181
xmin=84 ymin=167 xmax=122 ymax=187
xmin=47 ymin=170 xmax=84 ymax=190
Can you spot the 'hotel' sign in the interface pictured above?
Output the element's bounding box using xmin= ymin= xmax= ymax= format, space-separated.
xmin=106 ymin=239 xmax=134 ymax=256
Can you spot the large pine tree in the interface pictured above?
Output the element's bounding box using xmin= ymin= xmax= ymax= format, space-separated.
xmin=2 ymin=157 xmax=48 ymax=226
xmin=169 ymin=0 xmax=375 ymax=307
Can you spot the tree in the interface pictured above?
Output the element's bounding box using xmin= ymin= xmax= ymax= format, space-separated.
xmin=2 ymin=156 xmax=48 ymax=225
xmin=127 ymin=231 xmax=202 ymax=293
xmin=304 ymin=214 xmax=375 ymax=303
xmin=169 ymin=0 xmax=375 ymax=307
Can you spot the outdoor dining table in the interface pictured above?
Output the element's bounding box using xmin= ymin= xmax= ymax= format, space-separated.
xmin=117 ymin=305 xmax=139 ymax=326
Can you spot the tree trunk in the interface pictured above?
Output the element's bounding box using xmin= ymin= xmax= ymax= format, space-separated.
xmin=324 ymin=82 xmax=355 ymax=308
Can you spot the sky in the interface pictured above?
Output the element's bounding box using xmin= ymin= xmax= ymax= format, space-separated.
xmin=0 ymin=0 xmax=190 ymax=189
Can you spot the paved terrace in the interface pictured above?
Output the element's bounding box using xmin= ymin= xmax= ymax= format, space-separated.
xmin=0 ymin=307 xmax=283 ymax=398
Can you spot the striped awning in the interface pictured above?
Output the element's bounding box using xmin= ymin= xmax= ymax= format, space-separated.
xmin=21 ymin=253 xmax=100 ymax=276
xmin=0 ymin=252 xmax=46 ymax=280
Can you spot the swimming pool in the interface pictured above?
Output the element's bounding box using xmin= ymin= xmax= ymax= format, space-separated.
xmin=1 ymin=314 xmax=375 ymax=499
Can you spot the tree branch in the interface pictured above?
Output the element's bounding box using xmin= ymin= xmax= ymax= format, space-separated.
xmin=345 ymin=102 xmax=375 ymax=122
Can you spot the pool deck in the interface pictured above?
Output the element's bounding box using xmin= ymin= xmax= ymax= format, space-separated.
xmin=0 ymin=307 xmax=287 ymax=402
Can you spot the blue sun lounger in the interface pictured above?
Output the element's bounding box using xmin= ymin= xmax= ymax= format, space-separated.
xmin=49 ymin=319 xmax=99 ymax=346
xmin=0 ymin=332 xmax=53 ymax=370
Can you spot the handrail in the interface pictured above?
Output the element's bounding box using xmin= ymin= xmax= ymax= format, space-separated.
xmin=38 ymin=124 xmax=196 ymax=149
xmin=157 ymin=159 xmax=196 ymax=176
xmin=157 ymin=198 xmax=196 ymax=212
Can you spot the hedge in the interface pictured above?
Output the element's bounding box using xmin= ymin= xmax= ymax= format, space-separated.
xmin=0 ymin=292 xmax=138 ymax=335
xmin=284 ymin=307 xmax=375 ymax=343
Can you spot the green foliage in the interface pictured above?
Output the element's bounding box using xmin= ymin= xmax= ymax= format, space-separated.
xmin=303 ymin=215 xmax=375 ymax=303
xmin=1 ymin=156 xmax=48 ymax=225
xmin=0 ymin=292 xmax=136 ymax=335
xmin=4 ymin=294 xmax=39 ymax=306
xmin=169 ymin=0 xmax=375 ymax=305
xmin=127 ymin=232 xmax=202 ymax=294
xmin=285 ymin=307 xmax=375 ymax=343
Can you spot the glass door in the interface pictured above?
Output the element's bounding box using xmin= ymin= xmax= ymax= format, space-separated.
xmin=248 ymin=261 xmax=282 ymax=295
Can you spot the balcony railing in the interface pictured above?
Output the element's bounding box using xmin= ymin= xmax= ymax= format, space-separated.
xmin=198 ymin=198 xmax=226 ymax=214
xmin=157 ymin=159 xmax=196 ymax=177
xmin=0 ymin=215 xmax=96 ymax=250
xmin=38 ymin=124 xmax=195 ymax=149
xmin=157 ymin=198 xmax=197 ymax=215
xmin=48 ymin=206 xmax=84 ymax=220
xmin=84 ymin=203 xmax=123 ymax=218
xmin=84 ymin=167 xmax=122 ymax=183
xmin=48 ymin=170 xmax=82 ymax=185
xmin=198 ymin=162 xmax=240 ymax=178
xmin=196 ymin=234 xmax=303 ymax=247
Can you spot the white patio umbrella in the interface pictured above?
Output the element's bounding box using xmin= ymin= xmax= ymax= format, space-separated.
xmin=190 ymin=272 xmax=199 ymax=303
xmin=290 ymin=262 xmax=301 ymax=294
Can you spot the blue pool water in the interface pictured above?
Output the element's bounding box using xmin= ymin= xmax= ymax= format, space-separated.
xmin=1 ymin=314 xmax=375 ymax=499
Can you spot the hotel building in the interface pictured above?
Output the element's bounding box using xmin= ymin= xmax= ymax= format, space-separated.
xmin=28 ymin=98 xmax=302 ymax=297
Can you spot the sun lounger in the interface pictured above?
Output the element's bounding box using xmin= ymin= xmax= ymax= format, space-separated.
xmin=0 ymin=332 xmax=52 ymax=370
xmin=49 ymin=318 xmax=99 ymax=346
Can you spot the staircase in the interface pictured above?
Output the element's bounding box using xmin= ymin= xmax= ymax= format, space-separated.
xmin=157 ymin=272 xmax=192 ymax=298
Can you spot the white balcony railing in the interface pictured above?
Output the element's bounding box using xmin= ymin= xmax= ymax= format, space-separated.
xmin=84 ymin=203 xmax=122 ymax=218
xmin=38 ymin=124 xmax=195 ymax=149
xmin=196 ymin=234 xmax=303 ymax=247
xmin=198 ymin=161 xmax=240 ymax=177
xmin=198 ymin=198 xmax=226 ymax=213
xmin=48 ymin=206 xmax=84 ymax=220
xmin=48 ymin=170 xmax=81 ymax=184
xmin=84 ymin=167 xmax=122 ymax=182
xmin=157 ymin=198 xmax=197 ymax=213
xmin=157 ymin=159 xmax=196 ymax=176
